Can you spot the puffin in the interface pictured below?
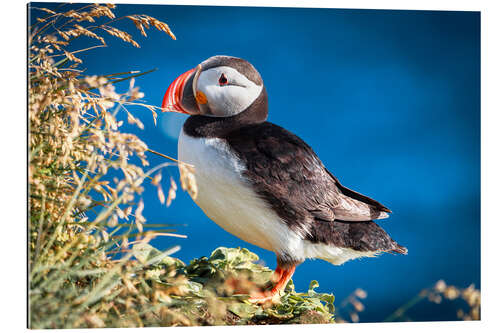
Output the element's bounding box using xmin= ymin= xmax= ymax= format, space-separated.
xmin=162 ymin=55 xmax=407 ymax=302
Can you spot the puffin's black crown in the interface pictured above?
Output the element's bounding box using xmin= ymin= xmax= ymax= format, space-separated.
xmin=200 ymin=55 xmax=263 ymax=86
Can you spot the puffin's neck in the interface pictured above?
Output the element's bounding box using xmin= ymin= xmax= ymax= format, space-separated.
xmin=183 ymin=87 xmax=268 ymax=138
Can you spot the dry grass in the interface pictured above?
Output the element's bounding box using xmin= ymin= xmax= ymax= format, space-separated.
xmin=335 ymin=280 xmax=480 ymax=323
xmin=383 ymin=280 xmax=481 ymax=322
xmin=28 ymin=3 xmax=195 ymax=328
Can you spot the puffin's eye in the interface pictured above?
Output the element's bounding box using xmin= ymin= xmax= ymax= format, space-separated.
xmin=218 ymin=73 xmax=228 ymax=86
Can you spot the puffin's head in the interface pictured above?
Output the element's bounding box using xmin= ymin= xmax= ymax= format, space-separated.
xmin=162 ymin=55 xmax=266 ymax=117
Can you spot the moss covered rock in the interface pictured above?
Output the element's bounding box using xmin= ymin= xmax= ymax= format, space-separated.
xmin=141 ymin=246 xmax=336 ymax=325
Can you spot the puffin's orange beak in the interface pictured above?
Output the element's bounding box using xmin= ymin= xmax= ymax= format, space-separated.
xmin=162 ymin=67 xmax=196 ymax=114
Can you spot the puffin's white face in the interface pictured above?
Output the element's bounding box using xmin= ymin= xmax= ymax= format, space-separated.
xmin=162 ymin=56 xmax=266 ymax=118
xmin=195 ymin=66 xmax=263 ymax=117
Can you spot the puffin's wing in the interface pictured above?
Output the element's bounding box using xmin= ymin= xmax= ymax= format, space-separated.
xmin=324 ymin=168 xmax=391 ymax=221
xmin=226 ymin=122 xmax=390 ymax=223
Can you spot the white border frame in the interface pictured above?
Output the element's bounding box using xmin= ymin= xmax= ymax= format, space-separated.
xmin=6 ymin=1 xmax=498 ymax=332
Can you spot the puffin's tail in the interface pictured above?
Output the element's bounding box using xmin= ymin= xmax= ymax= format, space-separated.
xmin=342 ymin=220 xmax=408 ymax=256
xmin=389 ymin=242 xmax=408 ymax=255
xmin=306 ymin=219 xmax=407 ymax=256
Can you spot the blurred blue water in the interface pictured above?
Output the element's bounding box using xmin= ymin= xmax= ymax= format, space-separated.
xmin=31 ymin=3 xmax=480 ymax=322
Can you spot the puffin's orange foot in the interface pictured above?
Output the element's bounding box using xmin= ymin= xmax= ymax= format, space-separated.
xmin=247 ymin=263 xmax=296 ymax=305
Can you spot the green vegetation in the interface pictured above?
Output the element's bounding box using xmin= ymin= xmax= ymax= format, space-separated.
xmin=126 ymin=246 xmax=336 ymax=326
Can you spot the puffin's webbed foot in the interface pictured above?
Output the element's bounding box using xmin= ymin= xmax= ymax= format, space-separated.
xmin=248 ymin=264 xmax=296 ymax=304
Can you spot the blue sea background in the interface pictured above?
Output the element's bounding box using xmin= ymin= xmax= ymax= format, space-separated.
xmin=31 ymin=3 xmax=480 ymax=323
